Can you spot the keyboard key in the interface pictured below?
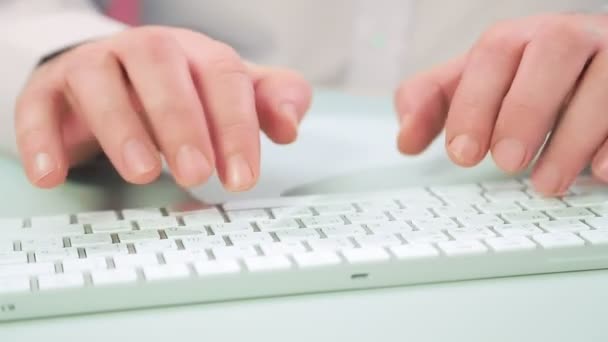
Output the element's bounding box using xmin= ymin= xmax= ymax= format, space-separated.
xmin=538 ymin=219 xmax=590 ymax=233
xmin=133 ymin=240 xmax=178 ymax=253
xmin=390 ymin=243 xmax=439 ymax=259
xmin=180 ymin=209 xmax=225 ymax=225
xmin=493 ymin=223 xmax=544 ymax=236
xmin=345 ymin=212 xmax=389 ymax=224
xmin=580 ymin=230 xmax=608 ymax=245
xmin=38 ymin=273 xmax=84 ymax=291
xmin=244 ymin=255 xmax=292 ymax=272
xmin=356 ymin=200 xmax=400 ymax=211
xmin=411 ymin=217 xmax=458 ymax=231
xmin=563 ymin=194 xmax=608 ymax=207
xmin=122 ymin=208 xmax=163 ymax=220
xmin=0 ymin=251 xmax=27 ymax=265
xmin=256 ymin=218 xmax=300 ymax=231
xmin=20 ymin=237 xmax=64 ymax=251
xmin=517 ymin=198 xmax=567 ymax=210
xmin=271 ymin=207 xmax=313 ymax=219
xmin=584 ymin=217 xmax=608 ymax=230
xmin=212 ymin=246 xmax=257 ymax=260
xmin=113 ymin=253 xmax=158 ymax=269
xmin=163 ymin=250 xmax=209 ymax=264
xmin=227 ymin=231 xmax=274 ymax=245
xmin=35 ymin=248 xmax=79 ymax=262
xmin=485 ymin=236 xmax=536 ymax=252
xmin=476 ymin=202 xmax=522 ymax=214
xmin=225 ymin=209 xmax=270 ymax=222
xmin=433 ymin=205 xmax=478 ymax=217
xmin=62 ymin=257 xmax=107 ymax=273
xmin=163 ymin=227 xmax=207 ymax=238
xmin=292 ymin=251 xmax=341 ymax=268
xmin=118 ymin=230 xmax=160 ymax=243
xmin=0 ymin=262 xmax=55 ymax=277
xmin=91 ymin=269 xmax=138 ymax=286
xmin=29 ymin=223 xmax=85 ymax=237
xmin=143 ymin=264 xmax=190 ymax=281
xmin=0 ymin=217 xmax=23 ymax=229
xmin=30 ymin=214 xmax=71 ymax=228
xmin=588 ymin=204 xmax=608 ymax=216
xmin=301 ymin=216 xmax=345 ymax=228
xmin=342 ymin=247 xmax=390 ymax=264
xmin=70 ymin=234 xmax=113 ymax=247
xmin=457 ymin=214 xmax=504 ymax=227
xmin=484 ymin=189 xmax=529 ymax=201
xmin=76 ymin=211 xmax=118 ymax=224
xmin=438 ymin=240 xmax=488 ymax=256
xmin=532 ymin=232 xmax=585 ymax=249
xmin=447 ymin=227 xmax=496 ymax=240
xmin=136 ymin=217 xmax=180 ymax=230
xmin=0 ymin=276 xmax=30 ymax=294
xmin=275 ymin=228 xmax=320 ymax=241
xmin=193 ymin=260 xmax=240 ymax=276
xmin=0 ymin=240 xmax=14 ymax=252
xmin=545 ymin=208 xmax=596 ymax=220
xmin=321 ymin=225 xmax=367 ymax=238
xmin=90 ymin=221 xmax=134 ymax=233
xmin=209 ymin=222 xmax=253 ymax=234
xmin=308 ymin=238 xmax=354 ymax=251
xmin=84 ymin=244 xmax=129 ymax=258
xmin=389 ymin=208 xmax=434 ymax=220
xmin=355 ymin=234 xmax=402 ymax=248
xmin=366 ymin=222 xmax=414 ymax=234
xmin=481 ymin=179 xmax=525 ymax=191
xmin=502 ymin=211 xmax=549 ymax=224
xmin=181 ymin=236 xmax=226 ymax=250
xmin=314 ymin=204 xmax=356 ymax=215
xmin=259 ymin=241 xmax=307 ymax=256
xmin=401 ymin=231 xmax=449 ymax=244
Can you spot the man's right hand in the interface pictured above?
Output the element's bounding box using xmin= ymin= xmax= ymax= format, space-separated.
xmin=15 ymin=26 xmax=312 ymax=191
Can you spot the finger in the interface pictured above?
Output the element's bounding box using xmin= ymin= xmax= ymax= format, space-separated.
xmin=531 ymin=50 xmax=608 ymax=194
xmin=444 ymin=20 xmax=528 ymax=167
xmin=394 ymin=54 xmax=465 ymax=154
xmin=115 ymin=29 xmax=215 ymax=188
xmin=247 ymin=63 xmax=312 ymax=144
xmin=492 ymin=18 xmax=599 ymax=176
xmin=14 ymin=83 xmax=68 ymax=188
xmin=64 ymin=47 xmax=162 ymax=184
xmin=182 ymin=37 xmax=260 ymax=192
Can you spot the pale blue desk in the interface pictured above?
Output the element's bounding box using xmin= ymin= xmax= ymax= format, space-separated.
xmin=1 ymin=91 xmax=607 ymax=341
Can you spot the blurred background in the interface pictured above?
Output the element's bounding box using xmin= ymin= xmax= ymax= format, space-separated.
xmin=125 ymin=0 xmax=606 ymax=96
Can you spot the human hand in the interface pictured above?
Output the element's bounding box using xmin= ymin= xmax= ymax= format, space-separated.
xmin=395 ymin=13 xmax=608 ymax=195
xmin=15 ymin=26 xmax=312 ymax=191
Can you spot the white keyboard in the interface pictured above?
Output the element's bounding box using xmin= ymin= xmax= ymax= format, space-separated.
xmin=3 ymin=175 xmax=608 ymax=321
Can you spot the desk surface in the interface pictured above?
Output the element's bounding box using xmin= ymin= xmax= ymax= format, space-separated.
xmin=1 ymin=90 xmax=607 ymax=341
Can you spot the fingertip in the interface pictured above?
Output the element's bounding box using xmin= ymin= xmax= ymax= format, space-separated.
xmin=397 ymin=115 xmax=431 ymax=155
xmin=25 ymin=151 xmax=68 ymax=189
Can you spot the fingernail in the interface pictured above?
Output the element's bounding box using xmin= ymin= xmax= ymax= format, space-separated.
xmin=123 ymin=138 xmax=157 ymax=176
xmin=176 ymin=145 xmax=212 ymax=185
xmin=492 ymin=138 xmax=527 ymax=173
xmin=448 ymin=134 xmax=480 ymax=164
xmin=532 ymin=162 xmax=562 ymax=195
xmin=33 ymin=152 xmax=55 ymax=182
xmin=279 ymin=102 xmax=299 ymax=127
xmin=225 ymin=154 xmax=254 ymax=191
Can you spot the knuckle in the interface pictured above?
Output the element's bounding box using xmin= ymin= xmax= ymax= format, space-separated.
xmin=130 ymin=26 xmax=181 ymax=63
xmin=475 ymin=21 xmax=521 ymax=58
xmin=216 ymin=120 xmax=258 ymax=152
xmin=64 ymin=47 xmax=115 ymax=85
xmin=204 ymin=42 xmax=246 ymax=75
xmin=501 ymin=94 xmax=545 ymax=117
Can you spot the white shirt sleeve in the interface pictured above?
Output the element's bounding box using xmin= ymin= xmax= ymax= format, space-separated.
xmin=0 ymin=0 xmax=126 ymax=157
